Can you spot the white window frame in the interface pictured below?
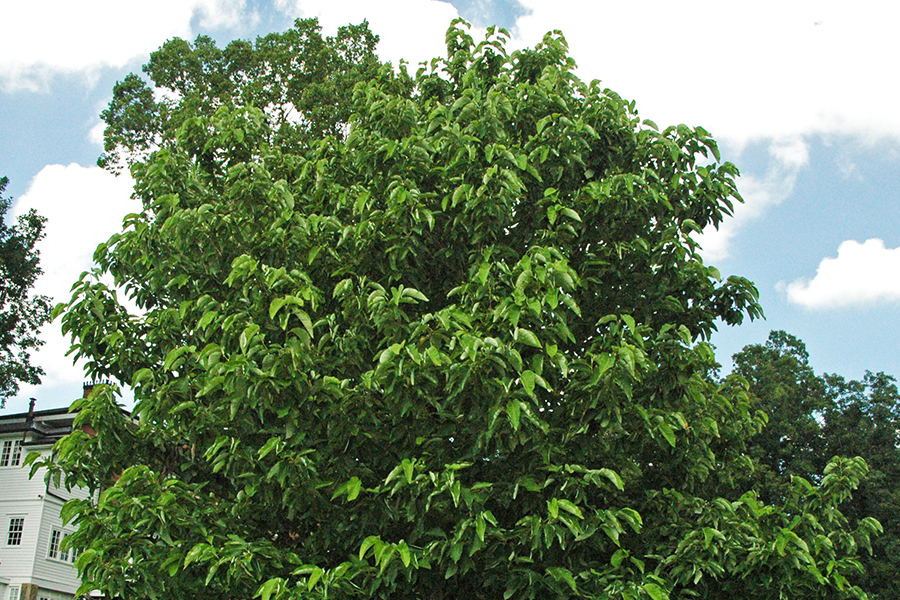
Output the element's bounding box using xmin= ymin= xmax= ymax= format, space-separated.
xmin=48 ymin=527 xmax=74 ymax=562
xmin=48 ymin=527 xmax=63 ymax=559
xmin=0 ymin=440 xmax=22 ymax=467
xmin=7 ymin=516 xmax=25 ymax=546
xmin=8 ymin=587 xmax=20 ymax=600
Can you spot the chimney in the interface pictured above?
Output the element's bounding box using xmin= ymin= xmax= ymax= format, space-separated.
xmin=25 ymin=398 xmax=36 ymax=433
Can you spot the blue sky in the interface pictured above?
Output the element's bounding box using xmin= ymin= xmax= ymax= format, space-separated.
xmin=1 ymin=0 xmax=899 ymax=414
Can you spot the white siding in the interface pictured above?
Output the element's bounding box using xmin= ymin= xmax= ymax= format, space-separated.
xmin=0 ymin=438 xmax=81 ymax=597
xmin=0 ymin=440 xmax=46 ymax=502
xmin=0 ymin=496 xmax=43 ymax=586
xmin=30 ymin=497 xmax=79 ymax=595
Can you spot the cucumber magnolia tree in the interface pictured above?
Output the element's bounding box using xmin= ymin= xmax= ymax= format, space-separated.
xmin=42 ymin=19 xmax=880 ymax=600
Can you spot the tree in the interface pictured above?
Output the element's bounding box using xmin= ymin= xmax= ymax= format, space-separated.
xmin=734 ymin=331 xmax=899 ymax=600
xmin=98 ymin=18 xmax=383 ymax=172
xmin=43 ymin=21 xmax=880 ymax=600
xmin=821 ymin=372 xmax=900 ymax=600
xmin=732 ymin=331 xmax=829 ymax=500
xmin=0 ymin=176 xmax=50 ymax=406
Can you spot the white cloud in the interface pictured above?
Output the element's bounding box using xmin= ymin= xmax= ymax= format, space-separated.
xmin=10 ymin=164 xmax=137 ymax=393
xmin=0 ymin=0 xmax=253 ymax=91
xmin=87 ymin=120 xmax=106 ymax=146
xmin=10 ymin=0 xmax=899 ymax=145
xmin=785 ymin=239 xmax=900 ymax=308
xmin=695 ymin=138 xmax=808 ymax=262
xmin=279 ymin=0 xmax=465 ymax=68
xmin=512 ymin=0 xmax=900 ymax=145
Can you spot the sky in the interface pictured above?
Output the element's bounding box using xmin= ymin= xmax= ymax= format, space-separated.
xmin=1 ymin=0 xmax=899 ymax=415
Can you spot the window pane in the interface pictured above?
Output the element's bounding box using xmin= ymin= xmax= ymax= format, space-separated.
xmin=0 ymin=440 xmax=10 ymax=467
xmin=49 ymin=528 xmax=61 ymax=558
xmin=10 ymin=440 xmax=22 ymax=466
xmin=7 ymin=517 xmax=24 ymax=545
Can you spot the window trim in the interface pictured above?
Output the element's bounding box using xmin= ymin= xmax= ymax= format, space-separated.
xmin=47 ymin=526 xmax=74 ymax=562
xmin=0 ymin=439 xmax=22 ymax=467
xmin=7 ymin=516 xmax=25 ymax=546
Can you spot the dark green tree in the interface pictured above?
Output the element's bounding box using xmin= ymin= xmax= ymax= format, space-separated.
xmin=0 ymin=176 xmax=51 ymax=406
xmin=822 ymin=371 xmax=900 ymax=600
xmin=98 ymin=17 xmax=384 ymax=171
xmin=732 ymin=330 xmax=829 ymax=500
xmin=42 ymin=21 xmax=879 ymax=600
xmin=734 ymin=331 xmax=898 ymax=600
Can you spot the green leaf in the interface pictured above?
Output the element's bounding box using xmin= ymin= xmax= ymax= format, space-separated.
xmin=398 ymin=541 xmax=411 ymax=567
xmin=269 ymin=297 xmax=286 ymax=319
xmin=658 ymin=421 xmax=676 ymax=447
xmin=520 ymin=370 xmax=536 ymax=396
xmin=184 ymin=543 xmax=212 ymax=567
xmin=295 ymin=309 xmax=314 ymax=337
xmin=360 ymin=536 xmax=380 ymax=560
xmin=599 ymin=468 xmax=625 ymax=491
xmin=164 ymin=345 xmax=196 ymax=371
xmin=476 ymin=513 xmax=486 ymax=541
xmin=427 ymin=346 xmax=442 ymax=365
xmin=307 ymin=567 xmax=323 ymax=591
xmin=546 ymin=567 xmax=578 ymax=593
xmin=557 ymin=499 xmax=583 ymax=519
xmin=355 ymin=191 xmax=370 ymax=213
xmin=507 ymin=400 xmax=522 ymax=430
xmin=547 ymin=498 xmax=559 ymax=519
xmin=514 ymin=327 xmax=541 ymax=348
xmin=332 ymin=476 xmax=362 ymax=501
xmin=642 ymin=583 xmax=668 ymax=600
xmin=256 ymin=578 xmax=283 ymax=600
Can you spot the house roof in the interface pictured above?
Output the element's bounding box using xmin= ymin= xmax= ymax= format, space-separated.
xmin=0 ymin=407 xmax=77 ymax=444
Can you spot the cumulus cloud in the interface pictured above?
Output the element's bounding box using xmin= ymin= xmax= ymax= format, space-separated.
xmin=278 ymin=0 xmax=465 ymax=68
xmin=512 ymin=0 xmax=900 ymax=145
xmin=10 ymin=164 xmax=137 ymax=394
xmin=785 ymin=239 xmax=900 ymax=308
xmin=695 ymin=138 xmax=808 ymax=262
xmin=0 ymin=0 xmax=254 ymax=91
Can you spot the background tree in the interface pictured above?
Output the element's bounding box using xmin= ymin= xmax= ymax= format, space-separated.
xmin=0 ymin=176 xmax=50 ymax=406
xmin=735 ymin=331 xmax=900 ymax=600
xmin=823 ymin=371 xmax=900 ymax=600
xmin=732 ymin=330 xmax=829 ymax=500
xmin=43 ymin=21 xmax=880 ymax=600
xmin=98 ymin=18 xmax=385 ymax=171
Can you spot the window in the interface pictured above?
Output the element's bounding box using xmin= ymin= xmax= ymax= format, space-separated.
xmin=48 ymin=527 xmax=62 ymax=559
xmin=0 ymin=440 xmax=22 ymax=467
xmin=49 ymin=528 xmax=75 ymax=562
xmin=9 ymin=588 xmax=20 ymax=600
xmin=7 ymin=517 xmax=24 ymax=545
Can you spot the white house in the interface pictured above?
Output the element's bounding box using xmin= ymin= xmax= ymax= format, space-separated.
xmin=0 ymin=401 xmax=88 ymax=600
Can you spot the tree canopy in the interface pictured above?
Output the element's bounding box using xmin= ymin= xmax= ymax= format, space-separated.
xmin=43 ymin=20 xmax=880 ymax=600
xmin=736 ymin=331 xmax=900 ymax=600
xmin=0 ymin=176 xmax=50 ymax=405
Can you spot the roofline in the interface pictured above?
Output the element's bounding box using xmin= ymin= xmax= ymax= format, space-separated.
xmin=0 ymin=406 xmax=75 ymax=420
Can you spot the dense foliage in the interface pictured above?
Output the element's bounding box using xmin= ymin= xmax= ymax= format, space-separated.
xmin=42 ymin=20 xmax=881 ymax=600
xmin=735 ymin=331 xmax=900 ymax=600
xmin=0 ymin=176 xmax=50 ymax=405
